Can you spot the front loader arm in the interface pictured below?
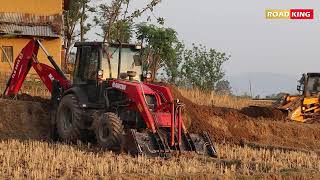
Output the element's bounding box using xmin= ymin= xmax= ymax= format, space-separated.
xmin=4 ymin=39 xmax=70 ymax=96
xmin=108 ymin=79 xmax=157 ymax=132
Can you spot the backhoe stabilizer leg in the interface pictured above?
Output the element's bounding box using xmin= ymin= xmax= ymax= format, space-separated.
xmin=124 ymin=129 xmax=218 ymax=158
xmin=185 ymin=132 xmax=218 ymax=158
xmin=124 ymin=129 xmax=171 ymax=157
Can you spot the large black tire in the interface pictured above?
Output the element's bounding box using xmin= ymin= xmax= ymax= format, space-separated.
xmin=94 ymin=112 xmax=124 ymax=150
xmin=56 ymin=94 xmax=81 ymax=142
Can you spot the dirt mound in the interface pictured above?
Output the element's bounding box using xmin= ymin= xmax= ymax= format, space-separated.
xmin=169 ymin=85 xmax=320 ymax=151
xmin=1 ymin=85 xmax=320 ymax=151
xmin=0 ymin=98 xmax=52 ymax=140
xmin=0 ymin=93 xmax=50 ymax=104
xmin=240 ymin=106 xmax=286 ymax=120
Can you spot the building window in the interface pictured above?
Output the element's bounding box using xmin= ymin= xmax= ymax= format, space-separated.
xmin=1 ymin=46 xmax=13 ymax=62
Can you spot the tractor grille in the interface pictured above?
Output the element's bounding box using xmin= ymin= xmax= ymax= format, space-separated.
xmin=145 ymin=94 xmax=157 ymax=110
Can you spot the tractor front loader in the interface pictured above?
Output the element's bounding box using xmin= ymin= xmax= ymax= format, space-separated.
xmin=274 ymin=73 xmax=320 ymax=123
xmin=3 ymin=39 xmax=218 ymax=158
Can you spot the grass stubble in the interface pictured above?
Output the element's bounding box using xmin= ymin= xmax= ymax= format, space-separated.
xmin=0 ymin=82 xmax=318 ymax=179
xmin=0 ymin=140 xmax=318 ymax=179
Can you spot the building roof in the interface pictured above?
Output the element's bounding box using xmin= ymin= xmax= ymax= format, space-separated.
xmin=0 ymin=24 xmax=59 ymax=38
xmin=0 ymin=12 xmax=62 ymax=25
xmin=0 ymin=12 xmax=62 ymax=38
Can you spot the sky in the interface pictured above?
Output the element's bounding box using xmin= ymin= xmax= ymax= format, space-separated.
xmin=88 ymin=0 xmax=320 ymax=95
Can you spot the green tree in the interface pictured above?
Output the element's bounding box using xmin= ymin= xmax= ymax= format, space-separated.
xmin=164 ymin=42 xmax=184 ymax=83
xmin=215 ymin=80 xmax=232 ymax=95
xmin=64 ymin=0 xmax=93 ymax=71
xmin=97 ymin=20 xmax=133 ymax=43
xmin=180 ymin=44 xmax=230 ymax=91
xmin=79 ymin=0 xmax=94 ymax=41
xmin=94 ymin=0 xmax=161 ymax=43
xmin=136 ymin=23 xmax=181 ymax=81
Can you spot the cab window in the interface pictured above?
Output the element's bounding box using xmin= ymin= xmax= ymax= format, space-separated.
xmin=101 ymin=46 xmax=142 ymax=80
xmin=306 ymin=77 xmax=320 ymax=94
xmin=74 ymin=46 xmax=99 ymax=82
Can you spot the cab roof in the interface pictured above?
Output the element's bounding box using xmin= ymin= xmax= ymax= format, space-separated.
xmin=74 ymin=42 xmax=139 ymax=49
xmin=307 ymin=73 xmax=320 ymax=77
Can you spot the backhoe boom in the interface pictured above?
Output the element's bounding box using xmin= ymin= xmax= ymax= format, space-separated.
xmin=3 ymin=39 xmax=70 ymax=96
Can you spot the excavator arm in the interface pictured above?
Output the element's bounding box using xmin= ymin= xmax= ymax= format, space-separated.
xmin=3 ymin=39 xmax=70 ymax=96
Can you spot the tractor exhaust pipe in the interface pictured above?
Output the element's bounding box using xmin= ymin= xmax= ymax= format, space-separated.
xmin=170 ymin=102 xmax=175 ymax=146
xmin=117 ymin=39 xmax=122 ymax=79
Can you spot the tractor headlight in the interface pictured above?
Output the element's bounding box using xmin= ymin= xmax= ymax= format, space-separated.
xmin=135 ymin=45 xmax=142 ymax=50
xmin=143 ymin=71 xmax=152 ymax=79
xmin=98 ymin=70 xmax=103 ymax=76
xmin=146 ymin=72 xmax=152 ymax=79
xmin=98 ymin=70 xmax=104 ymax=81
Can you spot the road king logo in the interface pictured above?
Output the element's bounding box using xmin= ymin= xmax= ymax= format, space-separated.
xmin=265 ymin=9 xmax=314 ymax=20
xmin=48 ymin=74 xmax=55 ymax=81
xmin=112 ymin=82 xmax=127 ymax=91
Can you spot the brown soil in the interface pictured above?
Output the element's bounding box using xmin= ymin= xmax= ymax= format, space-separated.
xmin=240 ymin=106 xmax=286 ymax=120
xmin=0 ymin=98 xmax=52 ymax=140
xmin=1 ymin=86 xmax=320 ymax=152
xmin=169 ymin=85 xmax=320 ymax=151
xmin=0 ymin=93 xmax=50 ymax=104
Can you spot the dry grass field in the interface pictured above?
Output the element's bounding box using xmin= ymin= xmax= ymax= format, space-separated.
xmin=0 ymin=80 xmax=272 ymax=109
xmin=178 ymin=88 xmax=273 ymax=109
xmin=0 ymin=80 xmax=319 ymax=179
xmin=0 ymin=140 xmax=319 ymax=179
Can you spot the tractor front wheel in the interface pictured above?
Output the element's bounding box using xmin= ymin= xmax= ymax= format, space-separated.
xmin=56 ymin=94 xmax=81 ymax=142
xmin=94 ymin=112 xmax=124 ymax=151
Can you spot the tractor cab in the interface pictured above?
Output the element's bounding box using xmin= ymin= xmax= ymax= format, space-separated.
xmin=297 ymin=73 xmax=320 ymax=97
xmin=73 ymin=42 xmax=143 ymax=83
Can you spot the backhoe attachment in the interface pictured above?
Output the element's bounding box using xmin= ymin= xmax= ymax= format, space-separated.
xmin=3 ymin=39 xmax=69 ymax=96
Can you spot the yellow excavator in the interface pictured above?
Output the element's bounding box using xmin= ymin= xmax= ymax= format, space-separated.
xmin=275 ymin=73 xmax=320 ymax=122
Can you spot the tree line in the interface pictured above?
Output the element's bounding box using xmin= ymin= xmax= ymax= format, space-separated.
xmin=63 ymin=0 xmax=232 ymax=94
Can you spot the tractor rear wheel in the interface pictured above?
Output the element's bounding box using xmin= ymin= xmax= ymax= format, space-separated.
xmin=94 ymin=112 xmax=124 ymax=150
xmin=56 ymin=94 xmax=81 ymax=142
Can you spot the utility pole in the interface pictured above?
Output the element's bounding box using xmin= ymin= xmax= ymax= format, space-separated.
xmin=249 ymin=80 xmax=253 ymax=98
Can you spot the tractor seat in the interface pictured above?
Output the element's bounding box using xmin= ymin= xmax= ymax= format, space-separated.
xmin=127 ymin=71 xmax=137 ymax=80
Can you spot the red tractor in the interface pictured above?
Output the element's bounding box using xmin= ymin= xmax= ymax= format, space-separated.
xmin=4 ymin=39 xmax=217 ymax=157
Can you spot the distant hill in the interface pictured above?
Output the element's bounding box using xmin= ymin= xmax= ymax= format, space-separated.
xmin=227 ymin=72 xmax=300 ymax=97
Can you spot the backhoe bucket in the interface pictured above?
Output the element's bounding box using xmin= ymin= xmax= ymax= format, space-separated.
xmin=124 ymin=129 xmax=218 ymax=158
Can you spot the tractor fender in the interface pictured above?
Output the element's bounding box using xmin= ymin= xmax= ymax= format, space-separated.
xmin=63 ymin=87 xmax=89 ymax=108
